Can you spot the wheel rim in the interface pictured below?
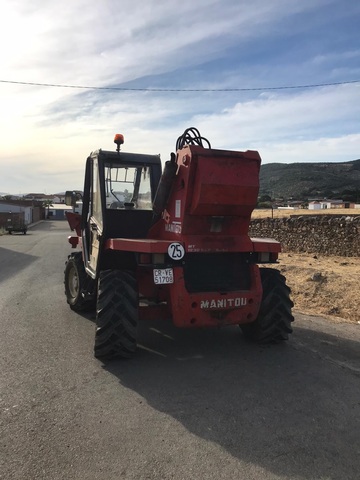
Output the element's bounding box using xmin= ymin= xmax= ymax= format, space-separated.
xmin=68 ymin=266 xmax=80 ymax=299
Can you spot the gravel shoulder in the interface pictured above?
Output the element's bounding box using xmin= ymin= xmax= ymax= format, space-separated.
xmin=252 ymin=208 xmax=360 ymax=324
xmin=270 ymin=252 xmax=360 ymax=324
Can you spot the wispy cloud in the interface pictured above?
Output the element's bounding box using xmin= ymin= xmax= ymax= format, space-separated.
xmin=0 ymin=0 xmax=359 ymax=192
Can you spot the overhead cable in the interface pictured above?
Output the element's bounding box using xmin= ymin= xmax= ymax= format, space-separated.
xmin=0 ymin=78 xmax=359 ymax=92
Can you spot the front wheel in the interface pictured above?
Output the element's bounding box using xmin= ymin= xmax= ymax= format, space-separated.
xmin=64 ymin=252 xmax=96 ymax=312
xmin=241 ymin=268 xmax=294 ymax=343
xmin=94 ymin=270 xmax=138 ymax=360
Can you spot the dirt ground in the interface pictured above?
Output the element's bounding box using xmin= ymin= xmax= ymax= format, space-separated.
xmin=251 ymin=207 xmax=360 ymax=220
xmin=267 ymin=252 xmax=360 ymax=324
xmin=252 ymin=208 xmax=360 ymax=324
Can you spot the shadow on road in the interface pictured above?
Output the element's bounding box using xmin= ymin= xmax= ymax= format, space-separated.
xmin=0 ymin=247 xmax=38 ymax=284
xmin=30 ymin=220 xmax=64 ymax=231
xmin=3 ymin=232 xmax=32 ymax=236
xmin=103 ymin=320 xmax=360 ymax=479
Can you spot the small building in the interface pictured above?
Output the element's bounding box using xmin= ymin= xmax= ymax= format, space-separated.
xmin=54 ymin=193 xmax=66 ymax=204
xmin=321 ymin=199 xmax=344 ymax=209
xmin=308 ymin=199 xmax=348 ymax=210
xmin=0 ymin=200 xmax=35 ymax=225
xmin=23 ymin=193 xmax=63 ymax=204
xmin=47 ymin=204 xmax=82 ymax=220
xmin=308 ymin=201 xmax=321 ymax=210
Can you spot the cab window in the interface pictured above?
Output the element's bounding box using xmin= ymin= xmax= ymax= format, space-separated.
xmin=104 ymin=164 xmax=152 ymax=210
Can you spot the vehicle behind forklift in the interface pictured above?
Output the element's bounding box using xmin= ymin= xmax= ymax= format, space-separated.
xmin=65 ymin=128 xmax=294 ymax=359
xmin=5 ymin=213 xmax=27 ymax=235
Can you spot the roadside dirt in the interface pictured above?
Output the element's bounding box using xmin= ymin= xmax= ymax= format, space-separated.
xmin=252 ymin=208 xmax=360 ymax=324
xmin=269 ymin=252 xmax=360 ymax=324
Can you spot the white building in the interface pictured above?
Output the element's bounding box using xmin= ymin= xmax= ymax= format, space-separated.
xmin=308 ymin=201 xmax=321 ymax=210
xmin=0 ymin=201 xmax=32 ymax=224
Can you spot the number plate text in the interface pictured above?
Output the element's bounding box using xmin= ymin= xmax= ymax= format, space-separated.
xmin=153 ymin=268 xmax=174 ymax=285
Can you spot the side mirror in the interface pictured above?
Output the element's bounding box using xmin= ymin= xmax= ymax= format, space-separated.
xmin=65 ymin=191 xmax=76 ymax=206
xmin=65 ymin=190 xmax=82 ymax=206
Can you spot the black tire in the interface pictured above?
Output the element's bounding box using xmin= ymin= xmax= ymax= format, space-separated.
xmin=64 ymin=252 xmax=96 ymax=312
xmin=94 ymin=270 xmax=138 ymax=359
xmin=241 ymin=268 xmax=294 ymax=343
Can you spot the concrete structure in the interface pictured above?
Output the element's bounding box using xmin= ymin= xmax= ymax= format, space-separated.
xmin=48 ymin=204 xmax=82 ymax=220
xmin=0 ymin=201 xmax=33 ymax=225
xmin=0 ymin=200 xmax=43 ymax=226
xmin=309 ymin=199 xmax=352 ymax=210
xmin=308 ymin=201 xmax=322 ymax=210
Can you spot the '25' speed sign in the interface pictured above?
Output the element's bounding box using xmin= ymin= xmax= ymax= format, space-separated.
xmin=167 ymin=242 xmax=185 ymax=260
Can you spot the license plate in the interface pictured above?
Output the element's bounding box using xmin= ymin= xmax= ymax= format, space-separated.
xmin=153 ymin=268 xmax=174 ymax=285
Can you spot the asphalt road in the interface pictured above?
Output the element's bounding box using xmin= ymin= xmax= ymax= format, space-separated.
xmin=1 ymin=221 xmax=359 ymax=480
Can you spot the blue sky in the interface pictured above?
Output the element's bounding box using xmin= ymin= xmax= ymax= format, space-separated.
xmin=1 ymin=0 xmax=359 ymax=194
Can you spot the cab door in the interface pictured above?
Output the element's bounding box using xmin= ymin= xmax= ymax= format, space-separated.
xmin=82 ymin=155 xmax=104 ymax=279
xmin=89 ymin=156 xmax=103 ymax=274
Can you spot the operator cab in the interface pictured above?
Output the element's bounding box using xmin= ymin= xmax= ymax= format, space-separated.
xmin=81 ymin=135 xmax=162 ymax=278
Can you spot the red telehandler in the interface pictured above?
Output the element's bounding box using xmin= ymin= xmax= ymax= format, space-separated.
xmin=65 ymin=127 xmax=293 ymax=359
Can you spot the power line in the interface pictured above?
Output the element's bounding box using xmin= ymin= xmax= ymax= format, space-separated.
xmin=0 ymin=78 xmax=359 ymax=92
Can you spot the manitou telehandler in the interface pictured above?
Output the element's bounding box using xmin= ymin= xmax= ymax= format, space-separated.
xmin=64 ymin=127 xmax=293 ymax=359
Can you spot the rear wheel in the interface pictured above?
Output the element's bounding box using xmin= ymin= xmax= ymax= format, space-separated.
xmin=94 ymin=270 xmax=138 ymax=359
xmin=64 ymin=252 xmax=96 ymax=311
xmin=241 ymin=268 xmax=294 ymax=343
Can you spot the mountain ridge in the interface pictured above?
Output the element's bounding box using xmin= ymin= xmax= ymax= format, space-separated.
xmin=259 ymin=158 xmax=360 ymax=201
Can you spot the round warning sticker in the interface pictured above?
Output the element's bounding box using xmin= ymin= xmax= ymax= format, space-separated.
xmin=167 ymin=242 xmax=185 ymax=260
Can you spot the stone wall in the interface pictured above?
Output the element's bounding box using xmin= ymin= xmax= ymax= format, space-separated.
xmin=249 ymin=215 xmax=360 ymax=257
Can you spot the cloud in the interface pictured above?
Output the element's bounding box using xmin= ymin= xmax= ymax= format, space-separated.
xmin=192 ymin=83 xmax=360 ymax=146
xmin=1 ymin=82 xmax=359 ymax=193
xmin=1 ymin=0 xmax=359 ymax=193
xmin=261 ymin=134 xmax=360 ymax=164
xmin=1 ymin=0 xmax=338 ymax=85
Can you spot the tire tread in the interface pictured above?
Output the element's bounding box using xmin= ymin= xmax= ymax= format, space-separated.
xmin=241 ymin=268 xmax=294 ymax=343
xmin=94 ymin=270 xmax=138 ymax=359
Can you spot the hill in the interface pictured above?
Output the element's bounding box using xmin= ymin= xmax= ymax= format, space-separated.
xmin=259 ymin=159 xmax=360 ymax=201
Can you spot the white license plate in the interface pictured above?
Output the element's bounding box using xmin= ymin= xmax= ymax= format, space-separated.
xmin=153 ymin=268 xmax=174 ymax=285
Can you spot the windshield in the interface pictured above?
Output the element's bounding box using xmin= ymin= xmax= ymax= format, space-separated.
xmin=104 ymin=164 xmax=152 ymax=210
